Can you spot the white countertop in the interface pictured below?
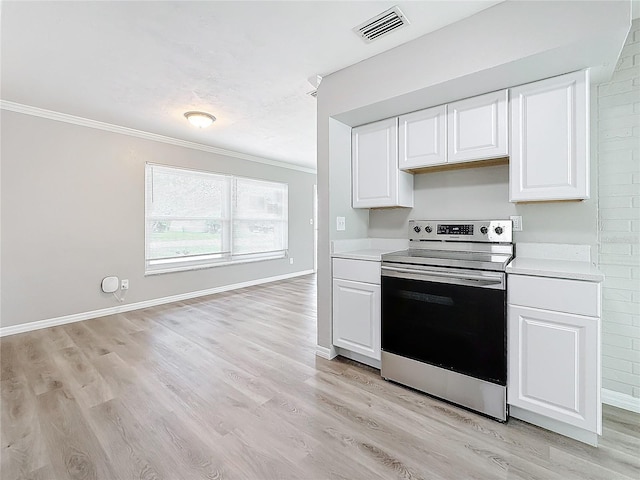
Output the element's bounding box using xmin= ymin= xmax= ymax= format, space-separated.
xmin=332 ymin=248 xmax=401 ymax=262
xmin=331 ymin=238 xmax=407 ymax=262
xmin=507 ymin=243 xmax=604 ymax=282
xmin=506 ymin=257 xmax=604 ymax=282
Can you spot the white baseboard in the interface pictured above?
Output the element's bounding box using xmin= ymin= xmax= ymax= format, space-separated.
xmin=602 ymin=388 xmax=640 ymax=413
xmin=0 ymin=270 xmax=314 ymax=337
xmin=315 ymin=345 xmax=337 ymax=360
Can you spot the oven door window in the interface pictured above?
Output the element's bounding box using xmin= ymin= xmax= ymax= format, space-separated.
xmin=382 ymin=276 xmax=506 ymax=385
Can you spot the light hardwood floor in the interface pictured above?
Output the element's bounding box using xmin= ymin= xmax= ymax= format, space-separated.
xmin=1 ymin=274 xmax=639 ymax=479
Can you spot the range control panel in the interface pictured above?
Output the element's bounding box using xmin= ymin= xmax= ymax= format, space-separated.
xmin=438 ymin=224 xmax=474 ymax=235
xmin=409 ymin=220 xmax=513 ymax=243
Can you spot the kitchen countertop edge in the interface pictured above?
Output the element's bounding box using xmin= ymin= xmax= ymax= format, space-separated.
xmin=332 ymin=248 xmax=403 ymax=262
xmin=506 ymin=257 xmax=604 ymax=282
xmin=331 ymin=238 xmax=408 ymax=262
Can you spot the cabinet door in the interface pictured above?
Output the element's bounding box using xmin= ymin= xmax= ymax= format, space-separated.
xmin=352 ymin=118 xmax=413 ymax=208
xmin=399 ymin=105 xmax=447 ymax=169
xmin=352 ymin=118 xmax=398 ymax=208
xmin=508 ymin=305 xmax=600 ymax=433
xmin=333 ymin=279 xmax=381 ymax=360
xmin=448 ymin=90 xmax=508 ymax=163
xmin=510 ymin=70 xmax=589 ymax=202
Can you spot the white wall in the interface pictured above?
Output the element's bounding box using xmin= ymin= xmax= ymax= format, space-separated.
xmin=368 ymin=163 xmax=598 ymax=249
xmin=1 ymin=110 xmax=316 ymax=329
xmin=317 ymin=0 xmax=630 ymax=350
xmin=597 ymin=18 xmax=640 ymax=402
xmin=324 ymin=1 xmax=629 ymax=124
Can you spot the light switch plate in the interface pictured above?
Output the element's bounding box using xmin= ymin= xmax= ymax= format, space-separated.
xmin=510 ymin=215 xmax=523 ymax=232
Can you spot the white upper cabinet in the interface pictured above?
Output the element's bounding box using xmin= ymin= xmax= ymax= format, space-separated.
xmin=352 ymin=118 xmax=413 ymax=208
xmin=448 ymin=90 xmax=509 ymax=163
xmin=399 ymin=105 xmax=447 ymax=169
xmin=510 ymin=70 xmax=590 ymax=202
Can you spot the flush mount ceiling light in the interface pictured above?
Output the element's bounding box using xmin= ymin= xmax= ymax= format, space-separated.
xmin=184 ymin=111 xmax=216 ymax=128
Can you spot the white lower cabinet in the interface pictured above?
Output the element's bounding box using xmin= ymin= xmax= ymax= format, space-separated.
xmin=508 ymin=274 xmax=601 ymax=445
xmin=332 ymin=258 xmax=381 ymax=363
xmin=508 ymin=305 xmax=600 ymax=430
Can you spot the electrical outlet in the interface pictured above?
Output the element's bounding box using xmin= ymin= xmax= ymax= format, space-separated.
xmin=121 ymin=279 xmax=129 ymax=290
xmin=336 ymin=216 xmax=346 ymax=231
xmin=289 ymin=258 xmax=294 ymax=265
xmin=510 ymin=215 xmax=523 ymax=232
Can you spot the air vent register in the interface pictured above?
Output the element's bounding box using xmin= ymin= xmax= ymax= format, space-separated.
xmin=354 ymin=6 xmax=409 ymax=43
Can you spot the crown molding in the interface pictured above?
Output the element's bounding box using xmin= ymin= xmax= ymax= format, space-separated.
xmin=0 ymin=100 xmax=317 ymax=174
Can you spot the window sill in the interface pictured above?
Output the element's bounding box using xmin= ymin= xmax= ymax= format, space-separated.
xmin=145 ymin=252 xmax=287 ymax=276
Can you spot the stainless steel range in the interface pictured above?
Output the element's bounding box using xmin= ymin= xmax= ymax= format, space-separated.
xmin=381 ymin=219 xmax=513 ymax=421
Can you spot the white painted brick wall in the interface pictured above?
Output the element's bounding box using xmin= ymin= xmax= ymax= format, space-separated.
xmin=598 ymin=18 xmax=640 ymax=399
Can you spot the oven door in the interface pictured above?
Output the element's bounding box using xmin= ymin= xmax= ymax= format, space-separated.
xmin=381 ymin=263 xmax=506 ymax=385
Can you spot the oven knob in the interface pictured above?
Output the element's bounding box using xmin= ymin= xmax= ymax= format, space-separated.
xmin=425 ymin=225 xmax=432 ymax=233
xmin=494 ymin=226 xmax=503 ymax=235
xmin=480 ymin=226 xmax=488 ymax=235
xmin=413 ymin=225 xmax=421 ymax=233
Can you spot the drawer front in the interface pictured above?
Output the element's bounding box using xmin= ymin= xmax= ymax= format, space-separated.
xmin=333 ymin=258 xmax=381 ymax=284
xmin=508 ymin=274 xmax=600 ymax=317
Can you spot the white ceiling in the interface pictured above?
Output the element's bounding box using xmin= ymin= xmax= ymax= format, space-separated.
xmin=1 ymin=1 xmax=504 ymax=170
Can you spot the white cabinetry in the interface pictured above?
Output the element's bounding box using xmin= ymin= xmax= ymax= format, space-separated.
xmin=508 ymin=274 xmax=601 ymax=445
xmin=397 ymin=90 xmax=508 ymax=171
xmin=352 ymin=118 xmax=413 ymax=208
xmin=332 ymin=258 xmax=381 ymax=364
xmin=399 ymin=105 xmax=447 ymax=169
xmin=448 ymin=89 xmax=509 ymax=163
xmin=510 ymin=70 xmax=590 ymax=202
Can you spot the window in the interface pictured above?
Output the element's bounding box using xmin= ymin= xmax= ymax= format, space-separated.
xmin=145 ymin=164 xmax=288 ymax=274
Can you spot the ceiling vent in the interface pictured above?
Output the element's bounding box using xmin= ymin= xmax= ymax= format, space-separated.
xmin=354 ymin=6 xmax=409 ymax=43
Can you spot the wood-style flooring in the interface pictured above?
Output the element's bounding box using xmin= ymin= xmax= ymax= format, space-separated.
xmin=1 ymin=274 xmax=639 ymax=479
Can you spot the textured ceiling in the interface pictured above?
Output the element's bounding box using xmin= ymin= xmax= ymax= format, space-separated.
xmin=1 ymin=1 xmax=504 ymax=170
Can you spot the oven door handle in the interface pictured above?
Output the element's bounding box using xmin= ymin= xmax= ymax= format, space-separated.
xmin=381 ymin=265 xmax=505 ymax=290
